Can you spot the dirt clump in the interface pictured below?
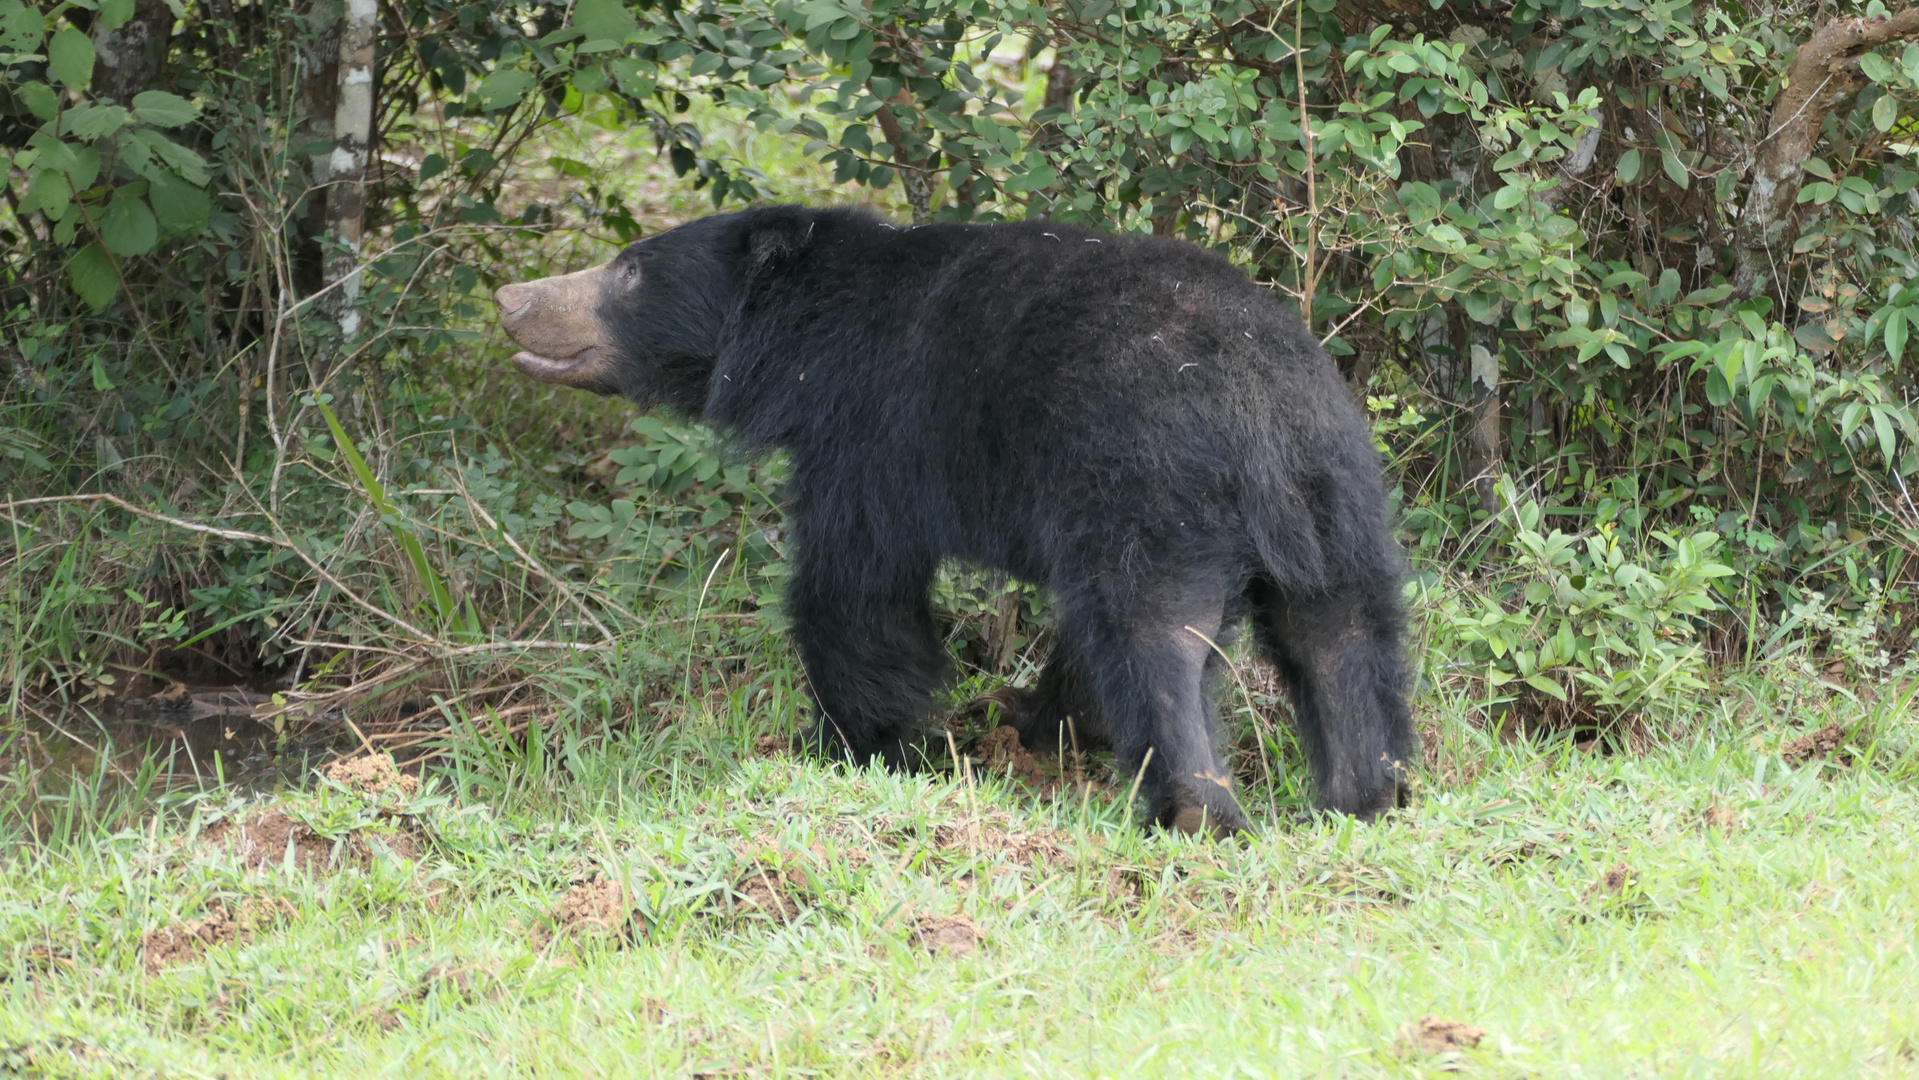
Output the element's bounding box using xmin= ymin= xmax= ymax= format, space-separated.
xmin=322 ymin=752 xmax=420 ymax=797
xmin=1782 ymin=724 xmax=1850 ymax=766
xmin=934 ymin=819 xmax=1070 ymax=869
xmin=1581 ymin=863 xmax=1642 ymax=913
xmin=1397 ymin=1016 xmax=1487 ymax=1060
xmin=143 ymin=897 xmax=296 ymax=974
xmin=205 ymin=806 xmax=421 ymax=870
xmin=973 ymin=726 xmax=1049 ymax=788
xmin=1705 ymin=804 xmax=1741 ymax=832
xmin=966 ymin=724 xmax=1098 ymax=797
xmin=548 ymin=877 xmax=633 ymax=941
xmin=1594 ymin=862 xmax=1636 ymax=897
xmin=205 ymin=809 xmax=337 ymax=871
xmin=752 ymin=734 xmax=791 ymax=757
xmin=416 ymin=959 xmax=506 ymax=1001
xmin=734 ymin=861 xmax=805 ymax=923
xmin=912 ymin=914 xmax=983 ymax=956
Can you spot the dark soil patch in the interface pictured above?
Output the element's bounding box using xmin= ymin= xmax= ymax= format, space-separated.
xmin=1783 ymin=724 xmax=1851 ymax=766
xmin=1398 ymin=1016 xmax=1487 ymax=1059
xmin=1593 ymin=862 xmax=1637 ymax=898
xmin=142 ymin=897 xmax=296 ymax=973
xmin=752 ymin=734 xmax=791 ymax=757
xmin=911 ymin=914 xmax=983 ymax=956
xmin=733 ymin=861 xmax=804 ymax=923
xmin=967 ymin=724 xmax=1096 ymax=797
xmin=415 ymin=960 xmax=506 ymax=1002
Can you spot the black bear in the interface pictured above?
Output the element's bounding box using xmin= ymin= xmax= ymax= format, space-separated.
xmin=495 ymin=206 xmax=1413 ymax=837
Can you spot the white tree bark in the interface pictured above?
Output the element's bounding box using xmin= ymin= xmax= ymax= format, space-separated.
xmin=323 ymin=0 xmax=378 ymax=339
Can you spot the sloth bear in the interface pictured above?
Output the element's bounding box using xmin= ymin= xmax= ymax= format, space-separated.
xmin=495 ymin=206 xmax=1413 ymax=837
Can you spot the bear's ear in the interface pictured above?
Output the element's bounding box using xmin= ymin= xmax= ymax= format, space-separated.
xmin=744 ymin=214 xmax=815 ymax=275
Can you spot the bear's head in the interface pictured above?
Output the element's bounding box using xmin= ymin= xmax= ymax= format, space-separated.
xmin=493 ymin=213 xmax=741 ymax=413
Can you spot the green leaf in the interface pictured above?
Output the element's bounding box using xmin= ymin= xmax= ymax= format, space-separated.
xmin=130 ymin=90 xmax=198 ymax=128
xmin=573 ymin=0 xmax=638 ymax=45
xmin=98 ymin=0 xmax=138 ymax=31
xmin=317 ymin=400 xmax=456 ymax=623
xmin=122 ymin=129 xmax=208 ymax=184
xmin=68 ymin=244 xmax=119 ymax=310
xmin=101 ymin=188 xmax=159 ymax=256
xmin=1873 ymin=93 xmax=1898 ymax=133
xmin=48 ymin=27 xmax=94 ymax=90
xmin=1661 ymin=149 xmax=1688 ymax=189
xmin=90 ymin=353 xmax=115 ymax=391
xmin=18 ymin=80 xmax=58 ymax=122
xmin=1704 ymin=367 xmax=1732 ymax=407
xmin=24 ymin=168 xmax=71 ymax=220
xmin=0 ymin=2 xmax=46 ymax=53
xmin=148 ymin=170 xmax=210 ymax=235
xmin=475 ymin=69 xmax=535 ymax=111
xmin=1888 ymin=308 xmax=1910 ymax=362
xmin=1616 ymin=148 xmax=1641 ymax=183
xmin=64 ymin=103 xmax=132 ymax=140
xmin=1524 ymin=674 xmax=1568 ymax=702
xmin=1873 ymin=407 xmax=1899 ymax=464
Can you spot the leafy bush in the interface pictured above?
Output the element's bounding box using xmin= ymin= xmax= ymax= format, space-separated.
xmin=1422 ymin=479 xmax=1733 ymax=728
xmin=7 ymin=0 xmax=1919 ymax=716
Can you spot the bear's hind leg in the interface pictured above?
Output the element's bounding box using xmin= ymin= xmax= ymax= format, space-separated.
xmin=1251 ymin=580 xmax=1414 ymax=817
xmin=789 ymin=551 xmax=949 ymax=771
xmin=1063 ymin=580 xmax=1251 ymax=839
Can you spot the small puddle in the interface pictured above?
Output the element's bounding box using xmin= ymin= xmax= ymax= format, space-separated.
xmin=4 ymin=688 xmax=360 ymax=805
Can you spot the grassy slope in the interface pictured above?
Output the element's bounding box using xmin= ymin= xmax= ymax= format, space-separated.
xmin=2 ymin=673 xmax=1916 ymax=1079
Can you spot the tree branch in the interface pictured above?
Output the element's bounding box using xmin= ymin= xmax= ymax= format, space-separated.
xmin=1733 ymin=7 xmax=1919 ymax=298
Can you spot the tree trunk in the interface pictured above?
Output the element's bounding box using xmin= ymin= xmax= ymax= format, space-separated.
xmin=89 ymin=0 xmax=173 ymax=105
xmin=323 ymin=0 xmax=378 ymax=339
xmin=1732 ymin=8 xmax=1919 ymax=298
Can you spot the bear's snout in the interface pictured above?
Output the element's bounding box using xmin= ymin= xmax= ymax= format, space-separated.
xmin=494 ymin=263 xmax=617 ymax=390
xmin=494 ymin=282 xmax=536 ymax=317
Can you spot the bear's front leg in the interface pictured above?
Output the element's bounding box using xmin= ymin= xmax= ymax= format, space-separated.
xmin=785 ymin=547 xmax=950 ymax=771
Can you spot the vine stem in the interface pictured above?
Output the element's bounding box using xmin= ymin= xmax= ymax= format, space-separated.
xmin=1295 ymin=0 xmax=1318 ymax=328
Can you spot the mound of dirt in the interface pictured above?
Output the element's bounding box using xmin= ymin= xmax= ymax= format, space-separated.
xmin=752 ymin=734 xmax=791 ymax=757
xmin=143 ymin=897 xmax=297 ymax=974
xmin=205 ymin=806 xmax=421 ymax=871
xmin=1398 ymin=1016 xmax=1486 ymax=1058
xmin=912 ymin=914 xmax=983 ymax=956
xmin=322 ymin=752 xmax=420 ymax=797
xmin=734 ymin=862 xmax=804 ymax=923
xmin=933 ymin=819 xmax=1070 ymax=869
xmin=552 ymin=877 xmax=632 ymax=939
xmin=1783 ymin=724 xmax=1850 ymax=766
xmin=973 ymin=726 xmax=1049 ymax=787
xmin=968 ymin=725 xmax=1096 ymax=796
xmin=1705 ymin=804 xmax=1741 ymax=832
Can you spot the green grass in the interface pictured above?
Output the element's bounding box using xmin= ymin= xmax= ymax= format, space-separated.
xmin=2 ymin=663 xmax=1916 ymax=1078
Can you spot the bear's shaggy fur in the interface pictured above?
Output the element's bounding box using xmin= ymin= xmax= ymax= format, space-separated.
xmin=496 ymin=206 xmax=1414 ymax=835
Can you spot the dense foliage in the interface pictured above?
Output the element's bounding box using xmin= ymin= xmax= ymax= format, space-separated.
xmin=3 ymin=0 xmax=1918 ymax=729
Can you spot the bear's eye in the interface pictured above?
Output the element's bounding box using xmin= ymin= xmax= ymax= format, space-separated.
xmin=617 ymin=262 xmax=638 ymax=285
